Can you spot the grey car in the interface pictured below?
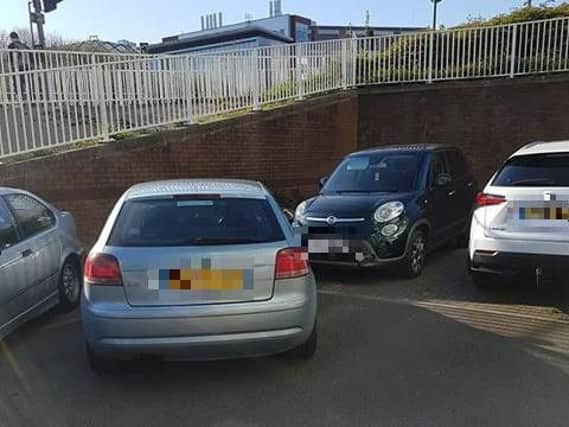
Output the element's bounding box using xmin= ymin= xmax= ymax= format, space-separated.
xmin=0 ymin=188 xmax=83 ymax=339
xmin=82 ymin=179 xmax=317 ymax=372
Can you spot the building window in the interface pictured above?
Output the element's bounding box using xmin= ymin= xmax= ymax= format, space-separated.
xmin=295 ymin=23 xmax=309 ymax=42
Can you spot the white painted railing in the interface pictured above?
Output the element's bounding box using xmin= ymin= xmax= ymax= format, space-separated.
xmin=355 ymin=16 xmax=569 ymax=85
xmin=1 ymin=17 xmax=568 ymax=159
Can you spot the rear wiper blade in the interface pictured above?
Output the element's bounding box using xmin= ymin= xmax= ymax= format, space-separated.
xmin=186 ymin=237 xmax=264 ymax=245
xmin=510 ymin=179 xmax=555 ymax=186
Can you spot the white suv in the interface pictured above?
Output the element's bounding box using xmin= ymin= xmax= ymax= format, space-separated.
xmin=469 ymin=140 xmax=569 ymax=288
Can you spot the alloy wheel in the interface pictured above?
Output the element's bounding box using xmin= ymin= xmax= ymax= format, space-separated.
xmin=62 ymin=262 xmax=80 ymax=303
xmin=410 ymin=236 xmax=426 ymax=274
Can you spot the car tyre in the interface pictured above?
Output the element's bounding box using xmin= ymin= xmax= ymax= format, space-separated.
xmin=397 ymin=229 xmax=427 ymax=279
xmin=58 ymin=257 xmax=82 ymax=311
xmin=284 ymin=324 xmax=317 ymax=359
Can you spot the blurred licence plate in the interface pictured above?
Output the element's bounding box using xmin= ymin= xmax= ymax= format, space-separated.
xmin=148 ymin=269 xmax=254 ymax=290
xmin=519 ymin=207 xmax=569 ymax=220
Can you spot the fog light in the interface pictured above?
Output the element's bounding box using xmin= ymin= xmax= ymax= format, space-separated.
xmin=381 ymin=223 xmax=399 ymax=237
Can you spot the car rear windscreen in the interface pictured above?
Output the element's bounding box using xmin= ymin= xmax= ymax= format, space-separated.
xmin=107 ymin=197 xmax=285 ymax=247
xmin=492 ymin=153 xmax=569 ymax=187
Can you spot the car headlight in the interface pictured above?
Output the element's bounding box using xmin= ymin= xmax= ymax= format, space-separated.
xmin=380 ymin=223 xmax=399 ymax=237
xmin=373 ymin=201 xmax=404 ymax=223
xmin=294 ymin=201 xmax=307 ymax=224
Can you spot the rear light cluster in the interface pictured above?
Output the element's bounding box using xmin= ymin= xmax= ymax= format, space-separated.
xmin=85 ymin=249 xmax=308 ymax=285
xmin=275 ymin=247 xmax=310 ymax=280
xmin=84 ymin=253 xmax=123 ymax=286
xmin=475 ymin=192 xmax=506 ymax=207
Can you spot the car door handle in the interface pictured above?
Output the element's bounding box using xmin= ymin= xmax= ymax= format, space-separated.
xmin=448 ymin=190 xmax=456 ymax=196
xmin=22 ymin=249 xmax=33 ymax=258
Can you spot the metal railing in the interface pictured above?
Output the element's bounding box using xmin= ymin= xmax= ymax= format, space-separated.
xmin=0 ymin=47 xmax=150 ymax=76
xmin=1 ymin=16 xmax=568 ymax=159
xmin=355 ymin=16 xmax=569 ymax=85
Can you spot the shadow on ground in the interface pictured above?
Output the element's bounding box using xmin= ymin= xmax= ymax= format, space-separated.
xmin=314 ymin=246 xmax=569 ymax=316
xmin=1 ymin=293 xmax=569 ymax=427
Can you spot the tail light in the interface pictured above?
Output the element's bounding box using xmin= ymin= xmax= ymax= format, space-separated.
xmin=275 ymin=247 xmax=310 ymax=280
xmin=475 ymin=192 xmax=506 ymax=207
xmin=84 ymin=253 xmax=123 ymax=286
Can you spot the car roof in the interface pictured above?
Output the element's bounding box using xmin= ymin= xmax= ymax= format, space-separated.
xmin=511 ymin=140 xmax=569 ymax=158
xmin=124 ymin=179 xmax=267 ymax=200
xmin=0 ymin=187 xmax=25 ymax=196
xmin=349 ymin=144 xmax=455 ymax=156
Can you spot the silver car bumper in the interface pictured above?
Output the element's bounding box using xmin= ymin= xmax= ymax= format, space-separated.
xmin=81 ymin=276 xmax=317 ymax=361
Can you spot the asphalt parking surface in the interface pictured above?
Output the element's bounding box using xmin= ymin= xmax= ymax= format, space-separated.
xmin=2 ymin=248 xmax=569 ymax=427
xmin=316 ymin=247 xmax=569 ymax=319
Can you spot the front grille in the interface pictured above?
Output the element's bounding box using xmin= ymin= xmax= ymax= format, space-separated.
xmin=307 ymin=225 xmax=360 ymax=236
xmin=304 ymin=220 xmax=371 ymax=239
xmin=310 ymin=253 xmax=361 ymax=263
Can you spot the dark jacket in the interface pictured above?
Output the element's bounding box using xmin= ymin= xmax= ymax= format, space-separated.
xmin=7 ymin=40 xmax=32 ymax=71
xmin=7 ymin=40 xmax=30 ymax=50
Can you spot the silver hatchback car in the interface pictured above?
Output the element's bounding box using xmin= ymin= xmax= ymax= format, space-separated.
xmin=82 ymin=179 xmax=317 ymax=371
xmin=0 ymin=187 xmax=83 ymax=339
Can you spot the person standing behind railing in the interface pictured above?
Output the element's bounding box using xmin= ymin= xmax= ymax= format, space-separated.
xmin=7 ymin=32 xmax=32 ymax=99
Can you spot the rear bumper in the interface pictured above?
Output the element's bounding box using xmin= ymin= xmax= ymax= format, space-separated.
xmin=470 ymin=250 xmax=569 ymax=279
xmin=81 ymin=277 xmax=317 ymax=360
xmin=469 ymin=213 xmax=569 ymax=259
xmin=85 ymin=327 xmax=308 ymax=361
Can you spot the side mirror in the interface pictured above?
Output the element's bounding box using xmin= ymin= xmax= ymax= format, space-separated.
xmin=319 ymin=176 xmax=328 ymax=189
xmin=282 ymin=208 xmax=295 ymax=223
xmin=436 ymin=173 xmax=452 ymax=187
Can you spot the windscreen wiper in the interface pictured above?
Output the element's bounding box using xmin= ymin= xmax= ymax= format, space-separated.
xmin=186 ymin=237 xmax=265 ymax=245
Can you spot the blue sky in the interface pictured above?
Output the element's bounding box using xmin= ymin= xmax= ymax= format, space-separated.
xmin=0 ymin=0 xmax=562 ymax=44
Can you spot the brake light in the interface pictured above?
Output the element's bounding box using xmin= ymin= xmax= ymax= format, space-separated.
xmin=475 ymin=192 xmax=506 ymax=207
xmin=275 ymin=247 xmax=310 ymax=280
xmin=84 ymin=253 xmax=123 ymax=286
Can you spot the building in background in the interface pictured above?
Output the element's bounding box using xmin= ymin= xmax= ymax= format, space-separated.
xmin=310 ymin=25 xmax=425 ymax=41
xmin=147 ymin=25 xmax=293 ymax=55
xmin=147 ymin=8 xmax=311 ymax=55
xmin=147 ymin=1 xmax=423 ymax=55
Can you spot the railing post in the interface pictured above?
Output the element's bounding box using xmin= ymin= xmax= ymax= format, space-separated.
xmin=296 ymin=43 xmax=305 ymax=100
xmin=93 ymin=55 xmax=110 ymax=141
xmin=509 ymin=23 xmax=518 ymax=79
xmin=251 ymin=49 xmax=260 ymax=111
xmin=342 ymin=39 xmax=348 ymax=89
xmin=185 ymin=56 xmax=194 ymax=124
xmin=98 ymin=65 xmax=110 ymax=141
xmin=427 ymin=31 xmax=434 ymax=84
xmin=351 ymin=37 xmax=357 ymax=87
